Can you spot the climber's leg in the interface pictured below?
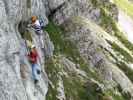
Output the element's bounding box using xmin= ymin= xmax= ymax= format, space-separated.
xmin=36 ymin=63 xmax=41 ymax=75
xmin=32 ymin=64 xmax=38 ymax=82
xmin=32 ymin=63 xmax=40 ymax=84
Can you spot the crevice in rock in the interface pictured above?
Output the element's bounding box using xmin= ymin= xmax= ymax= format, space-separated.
xmin=48 ymin=2 xmax=66 ymax=17
xmin=18 ymin=21 xmax=28 ymax=35
xmin=2 ymin=0 xmax=9 ymax=14
xmin=27 ymin=0 xmax=31 ymax=9
xmin=26 ymin=0 xmax=32 ymax=18
xmin=18 ymin=20 xmax=32 ymax=41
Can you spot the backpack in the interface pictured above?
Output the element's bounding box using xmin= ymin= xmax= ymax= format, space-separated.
xmin=39 ymin=16 xmax=45 ymax=29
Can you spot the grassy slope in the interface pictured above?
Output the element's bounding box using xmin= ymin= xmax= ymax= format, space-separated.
xmin=101 ymin=5 xmax=133 ymax=52
xmin=90 ymin=0 xmax=133 ymax=53
xmin=100 ymin=0 xmax=133 ymax=83
xmin=44 ymin=1 xmax=133 ymax=100
xmin=45 ymin=56 xmax=101 ymax=100
xmin=45 ymin=19 xmax=127 ymax=100
xmin=91 ymin=0 xmax=133 ymax=81
xmin=114 ymin=0 xmax=133 ymax=18
xmin=45 ymin=55 xmax=126 ymax=100
xmin=90 ymin=0 xmax=133 ymax=99
xmin=106 ymin=41 xmax=133 ymax=83
xmin=45 ymin=20 xmax=101 ymax=100
xmin=45 ymin=20 xmax=81 ymax=63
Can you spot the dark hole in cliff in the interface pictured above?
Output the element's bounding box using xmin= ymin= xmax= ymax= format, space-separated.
xmin=48 ymin=2 xmax=66 ymax=17
xmin=27 ymin=0 xmax=31 ymax=8
xmin=18 ymin=20 xmax=32 ymax=41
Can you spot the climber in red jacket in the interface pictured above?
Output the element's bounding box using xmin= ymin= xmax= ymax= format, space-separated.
xmin=28 ymin=45 xmax=41 ymax=84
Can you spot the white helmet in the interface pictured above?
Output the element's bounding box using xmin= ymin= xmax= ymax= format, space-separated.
xmin=31 ymin=45 xmax=35 ymax=48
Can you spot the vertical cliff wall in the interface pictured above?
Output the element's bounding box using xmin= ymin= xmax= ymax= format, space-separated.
xmin=0 ymin=0 xmax=53 ymax=100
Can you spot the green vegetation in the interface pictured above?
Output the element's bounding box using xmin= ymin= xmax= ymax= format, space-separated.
xmin=45 ymin=19 xmax=103 ymax=81
xmin=45 ymin=58 xmax=60 ymax=86
xmin=103 ymin=41 xmax=133 ymax=87
xmin=100 ymin=7 xmax=133 ymax=51
xmin=115 ymin=31 xmax=133 ymax=52
xmin=90 ymin=0 xmax=99 ymax=7
xmin=104 ymin=90 xmax=126 ymax=100
xmin=45 ymin=58 xmax=60 ymax=100
xmin=45 ymin=20 xmax=90 ymax=99
xmin=111 ymin=42 xmax=133 ymax=62
xmin=45 ymin=19 xmax=127 ymax=100
xmin=114 ymin=0 xmax=133 ymax=18
xmin=45 ymin=20 xmax=92 ymax=73
xmin=45 ymin=56 xmax=103 ymax=100
xmin=100 ymin=8 xmax=117 ymax=31
xmin=63 ymin=76 xmax=101 ymax=100
xmin=117 ymin=84 xmax=132 ymax=100
xmin=113 ymin=0 xmax=133 ymax=52
xmin=90 ymin=0 xmax=133 ymax=53
xmin=46 ymin=85 xmax=58 ymax=100
xmin=45 ymin=20 xmax=80 ymax=63
xmin=107 ymin=41 xmax=133 ymax=83
xmin=91 ymin=1 xmax=133 ymax=87
xmin=90 ymin=0 xmax=117 ymax=31
xmin=45 ymin=0 xmax=133 ymax=99
xmin=117 ymin=62 xmax=133 ymax=82
xmin=101 ymin=9 xmax=133 ymax=83
xmin=45 ymin=20 xmax=105 ymax=100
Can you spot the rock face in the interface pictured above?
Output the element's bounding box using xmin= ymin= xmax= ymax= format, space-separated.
xmin=52 ymin=0 xmax=101 ymax=24
xmin=46 ymin=0 xmax=133 ymax=100
xmin=59 ymin=17 xmax=133 ymax=98
xmin=1 ymin=0 xmax=133 ymax=100
xmin=0 ymin=0 xmax=53 ymax=100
